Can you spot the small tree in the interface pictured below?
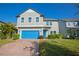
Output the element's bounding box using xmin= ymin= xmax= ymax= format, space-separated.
xmin=0 ymin=22 xmax=17 ymax=39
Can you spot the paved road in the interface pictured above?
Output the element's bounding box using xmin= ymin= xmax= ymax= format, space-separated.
xmin=0 ymin=40 xmax=39 ymax=56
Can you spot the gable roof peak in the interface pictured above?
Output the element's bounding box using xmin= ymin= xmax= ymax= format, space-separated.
xmin=26 ymin=8 xmax=36 ymax=13
xmin=16 ymin=8 xmax=44 ymax=17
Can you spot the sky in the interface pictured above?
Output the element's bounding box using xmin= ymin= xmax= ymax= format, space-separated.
xmin=0 ymin=3 xmax=79 ymax=23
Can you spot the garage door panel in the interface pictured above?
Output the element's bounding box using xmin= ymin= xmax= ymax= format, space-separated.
xmin=21 ymin=30 xmax=39 ymax=39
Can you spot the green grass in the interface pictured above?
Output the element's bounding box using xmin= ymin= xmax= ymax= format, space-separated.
xmin=39 ymin=39 xmax=79 ymax=56
xmin=0 ymin=39 xmax=15 ymax=46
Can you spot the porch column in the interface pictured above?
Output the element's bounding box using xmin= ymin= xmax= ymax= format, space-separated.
xmin=20 ymin=30 xmax=22 ymax=39
xmin=40 ymin=28 xmax=43 ymax=36
xmin=18 ymin=29 xmax=21 ymax=39
xmin=46 ymin=31 xmax=48 ymax=37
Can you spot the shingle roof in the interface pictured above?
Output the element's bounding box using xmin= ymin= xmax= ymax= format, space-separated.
xmin=16 ymin=8 xmax=79 ymax=22
xmin=44 ymin=18 xmax=62 ymax=21
xmin=63 ymin=18 xmax=79 ymax=22
xmin=44 ymin=18 xmax=79 ymax=22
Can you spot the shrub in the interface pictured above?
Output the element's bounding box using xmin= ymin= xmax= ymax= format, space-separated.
xmin=67 ymin=29 xmax=77 ymax=39
xmin=12 ymin=34 xmax=19 ymax=40
xmin=57 ymin=34 xmax=64 ymax=39
xmin=47 ymin=34 xmax=64 ymax=39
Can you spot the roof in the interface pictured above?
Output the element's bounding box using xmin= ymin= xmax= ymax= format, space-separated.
xmin=44 ymin=18 xmax=79 ymax=22
xmin=44 ymin=18 xmax=62 ymax=21
xmin=16 ymin=8 xmax=44 ymax=17
xmin=63 ymin=18 xmax=79 ymax=22
xmin=16 ymin=8 xmax=79 ymax=22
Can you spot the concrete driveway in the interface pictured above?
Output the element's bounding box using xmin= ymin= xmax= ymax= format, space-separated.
xmin=0 ymin=40 xmax=39 ymax=56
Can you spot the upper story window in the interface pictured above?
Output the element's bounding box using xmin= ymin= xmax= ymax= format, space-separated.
xmin=73 ymin=22 xmax=77 ymax=26
xmin=28 ymin=17 xmax=32 ymax=22
xmin=50 ymin=22 xmax=52 ymax=25
xmin=68 ymin=22 xmax=70 ymax=26
xmin=21 ymin=17 xmax=24 ymax=23
xmin=46 ymin=21 xmax=49 ymax=25
xmin=77 ymin=22 xmax=79 ymax=26
xmin=36 ymin=17 xmax=39 ymax=22
xmin=73 ymin=22 xmax=76 ymax=26
xmin=46 ymin=21 xmax=52 ymax=25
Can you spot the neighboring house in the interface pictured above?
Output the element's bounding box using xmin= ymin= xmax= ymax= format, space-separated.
xmin=16 ymin=9 xmax=79 ymax=39
xmin=64 ymin=19 xmax=79 ymax=38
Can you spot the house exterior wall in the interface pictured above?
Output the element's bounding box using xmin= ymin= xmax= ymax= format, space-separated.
xmin=17 ymin=9 xmax=44 ymax=27
xmin=44 ymin=21 xmax=60 ymax=35
xmin=58 ymin=21 xmax=67 ymax=37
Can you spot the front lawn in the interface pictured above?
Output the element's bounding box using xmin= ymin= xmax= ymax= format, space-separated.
xmin=0 ymin=39 xmax=15 ymax=46
xmin=39 ymin=39 xmax=79 ymax=56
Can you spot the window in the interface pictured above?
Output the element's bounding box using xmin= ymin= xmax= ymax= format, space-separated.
xmin=68 ymin=22 xmax=70 ymax=26
xmin=46 ymin=21 xmax=52 ymax=25
xmin=77 ymin=22 xmax=79 ymax=26
xmin=36 ymin=17 xmax=39 ymax=22
xmin=21 ymin=17 xmax=24 ymax=23
xmin=28 ymin=17 xmax=32 ymax=22
xmin=46 ymin=21 xmax=49 ymax=25
xmin=73 ymin=22 xmax=77 ymax=26
xmin=73 ymin=22 xmax=76 ymax=26
xmin=50 ymin=22 xmax=52 ymax=25
xmin=50 ymin=31 xmax=56 ymax=34
xmin=50 ymin=31 xmax=53 ymax=34
xmin=54 ymin=31 xmax=56 ymax=34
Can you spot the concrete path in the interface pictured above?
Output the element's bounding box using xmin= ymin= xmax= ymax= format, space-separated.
xmin=0 ymin=40 xmax=39 ymax=56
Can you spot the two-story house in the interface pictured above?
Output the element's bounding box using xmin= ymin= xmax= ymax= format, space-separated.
xmin=16 ymin=9 xmax=79 ymax=39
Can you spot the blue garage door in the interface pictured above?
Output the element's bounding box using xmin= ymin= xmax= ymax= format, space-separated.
xmin=21 ymin=30 xmax=39 ymax=39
